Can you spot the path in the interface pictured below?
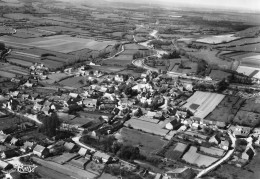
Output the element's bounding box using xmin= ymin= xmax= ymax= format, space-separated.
xmin=103 ymin=45 xmax=125 ymax=61
xmin=196 ymin=131 xmax=236 ymax=178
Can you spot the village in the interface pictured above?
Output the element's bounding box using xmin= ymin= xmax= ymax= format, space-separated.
xmin=0 ymin=61 xmax=259 ymax=179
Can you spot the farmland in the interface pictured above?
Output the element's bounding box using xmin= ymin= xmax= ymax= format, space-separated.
xmin=182 ymin=146 xmax=218 ymax=168
xmin=196 ymin=34 xmax=240 ymax=44
xmin=206 ymin=96 xmax=244 ymax=123
xmin=116 ymin=127 xmax=167 ymax=155
xmin=59 ymin=76 xmax=86 ymax=88
xmin=182 ymin=91 xmax=225 ymax=119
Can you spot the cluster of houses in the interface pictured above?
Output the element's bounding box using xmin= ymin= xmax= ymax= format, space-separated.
xmin=1 ymin=64 xmax=260 ymax=178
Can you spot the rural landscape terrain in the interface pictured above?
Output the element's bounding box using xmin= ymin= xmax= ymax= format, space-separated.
xmin=0 ymin=0 xmax=260 ymax=179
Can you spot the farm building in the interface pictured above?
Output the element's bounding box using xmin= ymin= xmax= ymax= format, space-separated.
xmin=182 ymin=91 xmax=225 ymax=119
xmin=0 ymin=160 xmax=13 ymax=170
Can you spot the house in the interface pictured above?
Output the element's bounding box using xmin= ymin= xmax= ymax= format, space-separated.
xmin=242 ymin=147 xmax=255 ymax=160
xmin=33 ymin=145 xmax=49 ymax=158
xmin=219 ymin=140 xmax=229 ymax=150
xmin=229 ymin=125 xmax=251 ymax=137
xmin=0 ymin=160 xmax=13 ymax=170
xmin=83 ymin=98 xmax=97 ymax=109
xmin=209 ymin=135 xmax=221 ymax=145
xmin=1 ymin=150 xmax=17 ymax=159
xmin=92 ymin=151 xmax=111 ymax=164
xmin=78 ymin=147 xmax=89 ymax=157
xmin=0 ymin=134 xmax=11 ymax=143
xmin=165 ymin=118 xmax=182 ymax=130
xmin=115 ymin=74 xmax=124 ymax=82
xmin=166 ymin=167 xmax=195 ymax=179
xmin=64 ymin=142 xmax=77 ymax=152
xmin=10 ymin=137 xmax=19 ymax=146
xmin=21 ymin=141 xmax=34 ymax=153
xmin=155 ymin=173 xmax=163 ymax=179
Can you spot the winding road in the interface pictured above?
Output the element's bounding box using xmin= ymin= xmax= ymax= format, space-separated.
xmin=196 ymin=131 xmax=236 ymax=178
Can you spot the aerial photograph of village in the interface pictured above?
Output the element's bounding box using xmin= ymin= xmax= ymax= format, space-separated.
xmin=0 ymin=0 xmax=260 ymax=178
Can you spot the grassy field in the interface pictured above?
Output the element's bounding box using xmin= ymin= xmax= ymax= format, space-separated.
xmin=187 ymin=49 xmax=233 ymax=69
xmin=116 ymin=127 xmax=167 ymax=155
xmin=206 ymin=96 xmax=244 ymax=123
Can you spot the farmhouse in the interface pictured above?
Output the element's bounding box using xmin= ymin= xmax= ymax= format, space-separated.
xmin=229 ymin=125 xmax=251 ymax=137
xmin=83 ymin=98 xmax=97 ymax=109
xmin=93 ymin=151 xmax=111 ymax=164
xmin=33 ymin=145 xmax=49 ymax=158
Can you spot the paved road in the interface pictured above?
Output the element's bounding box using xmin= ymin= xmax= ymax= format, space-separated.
xmin=196 ymin=131 xmax=236 ymax=178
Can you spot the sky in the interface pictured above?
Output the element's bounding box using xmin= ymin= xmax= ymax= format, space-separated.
xmin=58 ymin=0 xmax=260 ymax=12
xmin=109 ymin=0 xmax=260 ymax=12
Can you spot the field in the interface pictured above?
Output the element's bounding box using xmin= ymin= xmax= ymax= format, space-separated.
xmin=182 ymin=146 xmax=218 ymax=168
xmin=234 ymin=111 xmax=260 ymax=127
xmin=236 ymin=66 xmax=260 ymax=79
xmin=196 ymin=34 xmax=240 ymax=44
xmin=116 ymin=127 xmax=167 ymax=155
xmin=0 ymin=35 xmax=116 ymax=53
xmin=124 ymin=118 xmax=169 ymax=136
xmin=182 ymin=91 xmax=225 ymax=119
xmin=225 ymin=43 xmax=260 ymax=53
xmin=59 ymin=76 xmax=86 ymax=88
xmin=215 ymin=37 xmax=260 ymax=47
xmin=186 ymin=49 xmax=233 ymax=69
xmin=206 ymin=96 xmax=244 ymax=123
xmin=7 ymin=58 xmax=33 ymax=67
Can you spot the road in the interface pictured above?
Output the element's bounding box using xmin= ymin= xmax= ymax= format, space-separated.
xmin=72 ymin=134 xmax=96 ymax=152
xmin=196 ymin=131 xmax=236 ymax=178
xmin=103 ymin=45 xmax=125 ymax=61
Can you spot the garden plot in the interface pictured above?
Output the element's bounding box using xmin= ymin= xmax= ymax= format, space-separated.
xmin=182 ymin=146 xmax=218 ymax=167
xmin=183 ymin=91 xmax=225 ymax=119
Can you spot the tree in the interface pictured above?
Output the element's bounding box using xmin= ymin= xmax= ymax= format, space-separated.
xmin=38 ymin=112 xmax=60 ymax=137
xmin=0 ymin=42 xmax=5 ymax=50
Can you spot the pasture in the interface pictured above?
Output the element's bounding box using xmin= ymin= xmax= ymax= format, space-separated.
xmin=183 ymin=91 xmax=225 ymax=119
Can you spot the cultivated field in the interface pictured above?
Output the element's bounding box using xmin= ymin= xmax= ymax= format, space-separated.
xmin=124 ymin=118 xmax=169 ymax=137
xmin=183 ymin=91 xmax=225 ymax=119
xmin=196 ymin=34 xmax=240 ymax=44
xmin=236 ymin=66 xmax=260 ymax=79
xmin=182 ymin=146 xmax=218 ymax=167
xmin=116 ymin=127 xmax=167 ymax=155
